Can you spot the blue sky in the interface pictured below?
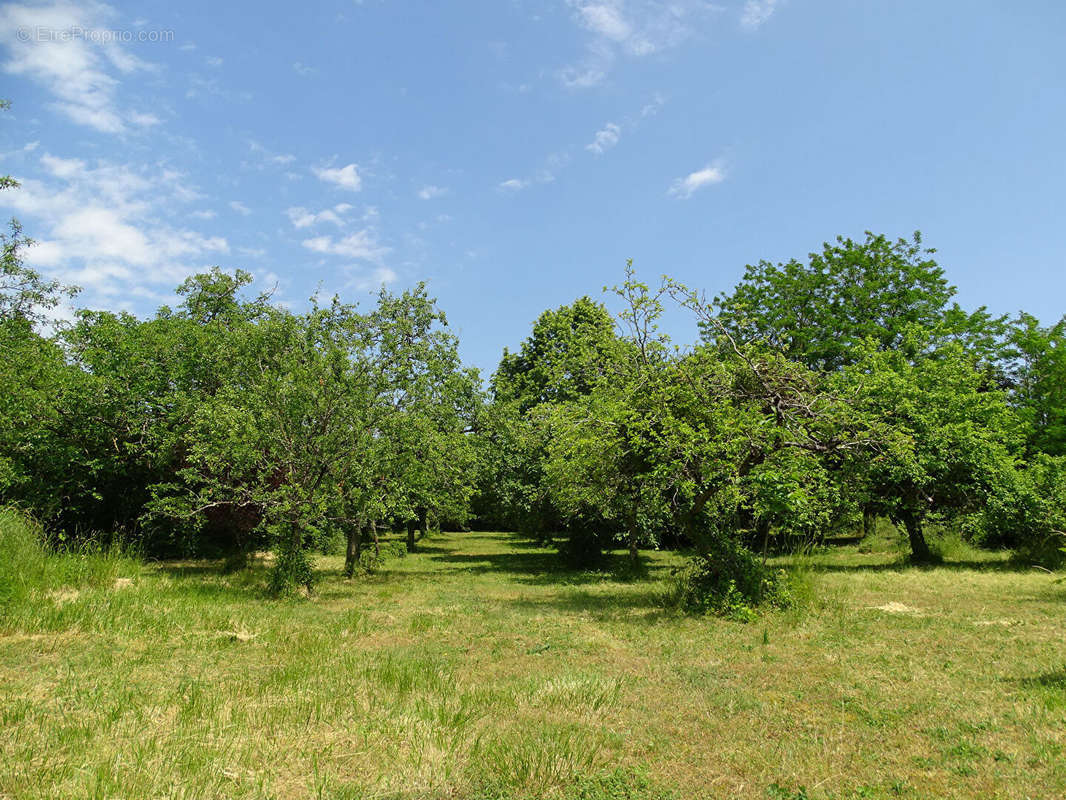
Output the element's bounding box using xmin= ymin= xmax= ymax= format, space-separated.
xmin=1 ymin=0 xmax=1063 ymax=377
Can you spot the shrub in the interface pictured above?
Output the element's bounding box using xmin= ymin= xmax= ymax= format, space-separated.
xmin=969 ymin=455 xmax=1066 ymax=569
xmin=356 ymin=539 xmax=409 ymax=574
xmin=669 ymin=537 xmax=794 ymax=619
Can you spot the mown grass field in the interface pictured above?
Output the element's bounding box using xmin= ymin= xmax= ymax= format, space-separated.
xmin=1 ymin=524 xmax=1064 ymax=799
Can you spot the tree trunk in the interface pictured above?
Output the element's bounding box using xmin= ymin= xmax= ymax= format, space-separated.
xmin=901 ymin=512 xmax=934 ymax=562
xmin=370 ymin=519 xmax=379 ymax=557
xmin=417 ymin=506 xmax=429 ymax=540
xmin=758 ymin=517 xmax=772 ymax=563
xmin=862 ymin=508 xmax=876 ymax=539
xmin=344 ymin=520 xmax=364 ymax=578
xmin=406 ymin=519 xmax=417 ymax=552
xmin=626 ymin=507 xmax=641 ymax=569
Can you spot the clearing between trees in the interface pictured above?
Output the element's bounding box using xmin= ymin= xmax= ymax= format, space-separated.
xmin=2 ymin=527 xmax=1063 ymax=800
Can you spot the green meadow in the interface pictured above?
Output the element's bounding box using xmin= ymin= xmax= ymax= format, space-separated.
xmin=2 ymin=514 xmax=1063 ymax=800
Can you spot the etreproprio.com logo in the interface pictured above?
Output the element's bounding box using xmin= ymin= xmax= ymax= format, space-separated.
xmin=16 ymin=26 xmax=176 ymax=44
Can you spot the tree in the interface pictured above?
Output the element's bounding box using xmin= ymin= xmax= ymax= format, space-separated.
xmin=481 ymin=296 xmax=624 ymax=542
xmin=492 ymin=296 xmax=620 ymax=412
xmin=1008 ymin=313 xmax=1066 ymax=457
xmin=712 ymin=231 xmax=1004 ymax=373
xmin=149 ymin=284 xmax=472 ymax=591
xmin=837 ymin=335 xmax=1020 ymax=561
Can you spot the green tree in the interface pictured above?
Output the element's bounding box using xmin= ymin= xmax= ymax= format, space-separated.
xmin=838 ymin=335 xmax=1020 ymax=561
xmin=1008 ymin=313 xmax=1066 ymax=457
xmin=482 ymin=296 xmax=624 ymax=541
xmin=712 ymin=231 xmax=1004 ymax=372
xmin=492 ymin=296 xmax=620 ymax=413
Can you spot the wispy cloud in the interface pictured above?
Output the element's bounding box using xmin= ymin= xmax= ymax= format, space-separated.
xmin=417 ymin=185 xmax=448 ymax=200
xmin=562 ymin=1 xmax=717 ymax=88
xmin=292 ymin=61 xmax=316 ymax=76
xmin=247 ymin=140 xmax=296 ymax=169
xmin=348 ymin=265 xmax=398 ymax=291
xmin=586 ymin=122 xmax=621 ymax=155
xmin=0 ymin=0 xmax=158 ymax=133
xmin=668 ymin=160 xmax=726 ymax=198
xmin=740 ymin=0 xmax=779 ymax=30
xmin=301 ymin=231 xmax=389 ymax=262
xmin=498 ymin=178 xmax=529 ymax=192
xmin=285 ymin=204 xmax=353 ymax=228
xmin=229 ymin=200 xmax=251 ymax=216
xmin=313 ymin=162 xmax=362 ymax=191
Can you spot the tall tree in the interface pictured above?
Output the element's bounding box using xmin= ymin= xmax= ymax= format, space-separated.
xmin=712 ymin=231 xmax=1004 ymax=372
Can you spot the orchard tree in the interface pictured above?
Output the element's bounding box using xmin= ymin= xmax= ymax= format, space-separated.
xmin=482 ymin=296 xmax=624 ymax=539
xmin=713 ymin=231 xmax=1005 ymax=372
xmin=149 ymin=283 xmax=470 ymax=591
xmin=492 ymin=296 xmax=619 ymax=412
xmin=838 ymin=335 xmax=1021 ymax=561
xmin=1008 ymin=313 xmax=1066 ymax=457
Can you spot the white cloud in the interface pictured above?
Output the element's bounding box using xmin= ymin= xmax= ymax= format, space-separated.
xmin=668 ymin=161 xmax=726 ymax=198
xmin=498 ymin=178 xmax=529 ymax=192
xmin=417 ymin=185 xmax=447 ymax=200
xmin=740 ymin=0 xmax=779 ymax=30
xmin=229 ymin=200 xmax=251 ymax=216
xmin=0 ymin=1 xmax=156 ymax=134
xmin=586 ymin=121 xmax=621 ymax=155
xmin=284 ymin=204 xmax=352 ymax=228
xmin=205 ymin=55 xmax=223 ymax=67
xmin=190 ymin=209 xmax=216 ymax=220
xmin=578 ymin=4 xmax=632 ymax=42
xmin=292 ymin=61 xmax=316 ymax=76
xmin=0 ymin=152 xmax=229 ymax=306
xmin=562 ymin=1 xmax=715 ymax=87
xmin=247 ymin=140 xmax=296 ymax=168
xmin=313 ymin=163 xmax=362 ymax=191
xmin=301 ymin=231 xmax=389 ymax=262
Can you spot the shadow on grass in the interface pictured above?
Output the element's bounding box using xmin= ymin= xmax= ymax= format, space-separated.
xmin=782 ymin=556 xmax=1033 ymax=575
xmin=1019 ymin=667 xmax=1066 ymax=692
xmin=507 ymin=586 xmax=676 ymax=622
xmin=419 ymin=536 xmax=672 ymax=586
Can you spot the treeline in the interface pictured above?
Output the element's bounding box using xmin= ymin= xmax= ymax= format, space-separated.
xmin=3 ymin=206 xmax=1065 ymax=604
xmin=475 ymin=234 xmax=1066 ymax=610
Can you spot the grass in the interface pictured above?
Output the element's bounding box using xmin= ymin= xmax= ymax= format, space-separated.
xmin=1 ymin=517 xmax=1064 ymax=799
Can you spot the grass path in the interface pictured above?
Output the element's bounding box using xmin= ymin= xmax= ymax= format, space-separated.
xmin=1 ymin=531 xmax=1064 ymax=799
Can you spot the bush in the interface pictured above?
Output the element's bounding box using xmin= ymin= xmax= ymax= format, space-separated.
xmin=669 ymin=537 xmax=794 ymax=620
xmin=268 ymin=539 xmax=315 ymax=594
xmin=970 ymin=455 xmax=1066 ymax=569
xmin=357 ymin=539 xmax=409 ymax=574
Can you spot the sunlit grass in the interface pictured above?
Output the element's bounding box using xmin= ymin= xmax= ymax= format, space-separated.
xmin=1 ymin=522 xmax=1063 ymax=799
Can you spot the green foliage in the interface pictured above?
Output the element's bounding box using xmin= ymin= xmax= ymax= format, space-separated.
xmin=712 ymin=230 xmax=1005 ymax=372
xmin=0 ymin=219 xmax=79 ymax=323
xmin=356 ymin=539 xmax=409 ymax=574
xmin=1008 ymin=312 xmax=1066 ymax=457
xmin=668 ymin=537 xmax=794 ymax=620
xmin=970 ymin=454 xmax=1066 ymax=568
xmin=492 ymin=296 xmax=620 ymax=413
xmin=838 ymin=335 xmax=1021 ymax=561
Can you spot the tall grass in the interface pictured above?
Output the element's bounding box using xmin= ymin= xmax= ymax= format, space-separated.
xmin=0 ymin=506 xmax=137 ymax=619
